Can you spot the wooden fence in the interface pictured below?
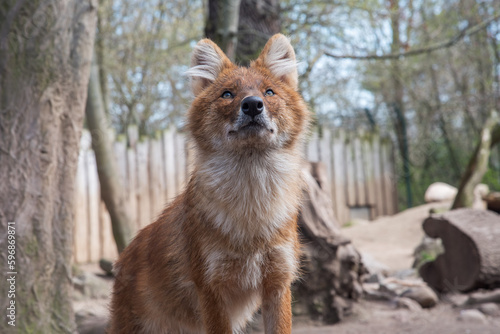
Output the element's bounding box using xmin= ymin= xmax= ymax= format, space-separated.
xmin=73 ymin=127 xmax=397 ymax=263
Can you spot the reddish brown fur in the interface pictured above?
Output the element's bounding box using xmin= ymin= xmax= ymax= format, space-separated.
xmin=109 ymin=34 xmax=310 ymax=334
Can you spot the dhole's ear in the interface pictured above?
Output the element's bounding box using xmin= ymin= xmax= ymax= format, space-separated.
xmin=255 ymin=34 xmax=298 ymax=90
xmin=185 ymin=39 xmax=232 ymax=96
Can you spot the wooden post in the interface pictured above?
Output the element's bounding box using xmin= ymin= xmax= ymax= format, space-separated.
xmin=353 ymin=132 xmax=365 ymax=206
xmin=332 ymin=130 xmax=348 ymax=225
xmin=362 ymin=133 xmax=377 ymax=219
xmin=127 ymin=146 xmax=139 ymax=231
xmin=164 ymin=128 xmax=177 ymax=201
xmin=136 ymin=139 xmax=151 ymax=228
xmin=307 ymin=130 xmax=320 ymax=162
xmin=175 ymin=132 xmax=188 ymax=193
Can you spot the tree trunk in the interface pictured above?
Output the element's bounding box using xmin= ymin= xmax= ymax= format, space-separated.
xmin=420 ymin=209 xmax=500 ymax=292
xmin=205 ymin=0 xmax=242 ymax=61
xmin=236 ymin=0 xmax=281 ymax=66
xmin=0 ymin=0 xmax=96 ymax=332
xmin=86 ymin=50 xmax=134 ymax=253
xmin=389 ymin=0 xmax=412 ymax=208
xmin=293 ymin=163 xmax=366 ymax=323
xmin=452 ymin=110 xmax=500 ymax=209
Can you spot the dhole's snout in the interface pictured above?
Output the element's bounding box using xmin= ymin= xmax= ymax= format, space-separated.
xmin=234 ymin=95 xmax=274 ymax=136
xmin=241 ymin=96 xmax=264 ymax=118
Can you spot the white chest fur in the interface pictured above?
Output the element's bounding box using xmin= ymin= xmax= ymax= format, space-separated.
xmin=195 ymin=150 xmax=303 ymax=242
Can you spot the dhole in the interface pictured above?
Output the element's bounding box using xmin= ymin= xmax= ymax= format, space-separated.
xmin=109 ymin=34 xmax=310 ymax=334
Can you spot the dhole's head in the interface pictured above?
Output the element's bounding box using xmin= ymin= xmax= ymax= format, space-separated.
xmin=186 ymin=34 xmax=309 ymax=154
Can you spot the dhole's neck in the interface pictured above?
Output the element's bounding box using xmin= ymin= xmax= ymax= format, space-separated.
xmin=189 ymin=148 xmax=304 ymax=242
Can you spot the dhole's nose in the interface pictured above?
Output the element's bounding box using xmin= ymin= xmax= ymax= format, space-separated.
xmin=241 ymin=96 xmax=264 ymax=118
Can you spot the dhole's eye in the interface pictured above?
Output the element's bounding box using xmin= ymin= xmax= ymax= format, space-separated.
xmin=221 ymin=91 xmax=233 ymax=99
xmin=265 ymin=89 xmax=275 ymax=96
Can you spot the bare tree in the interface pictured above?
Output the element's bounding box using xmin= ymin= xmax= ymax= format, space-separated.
xmin=0 ymin=0 xmax=96 ymax=332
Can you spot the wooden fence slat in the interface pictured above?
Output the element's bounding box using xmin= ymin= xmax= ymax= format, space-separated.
xmin=186 ymin=140 xmax=195 ymax=177
xmin=164 ymin=129 xmax=177 ymax=201
xmin=381 ymin=139 xmax=395 ymax=216
xmin=319 ymin=128 xmax=333 ymax=196
xmin=372 ymin=135 xmax=384 ymax=218
xmin=137 ymin=140 xmax=151 ymax=228
xmin=332 ymin=130 xmax=348 ymax=224
xmin=149 ymin=138 xmax=163 ymax=219
xmin=175 ymin=132 xmax=187 ymax=192
xmin=113 ymin=138 xmax=127 ymax=187
xmin=307 ymin=131 xmax=320 ymax=162
xmin=127 ymin=148 xmax=139 ymax=230
xmin=345 ymin=134 xmax=357 ymax=208
xmin=383 ymin=140 xmax=397 ymax=215
xmin=362 ymin=134 xmax=376 ymax=219
xmin=353 ymin=133 xmax=366 ymax=206
xmin=73 ymin=148 xmax=89 ymax=263
xmin=362 ymin=134 xmax=376 ymax=207
xmin=86 ymin=150 xmax=101 ymax=262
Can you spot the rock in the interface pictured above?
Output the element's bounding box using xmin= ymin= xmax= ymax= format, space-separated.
xmin=360 ymin=252 xmax=390 ymax=277
xmin=365 ymin=272 xmax=385 ymax=284
xmin=99 ymin=258 xmax=115 ymax=276
xmin=424 ymin=182 xmax=457 ymax=203
xmin=73 ymin=272 xmax=112 ymax=299
xmin=392 ymin=268 xmax=417 ymax=280
xmin=458 ymin=309 xmax=487 ymax=323
xmin=478 ymin=303 xmax=500 ymax=317
xmin=76 ymin=311 xmax=108 ymax=334
xmin=393 ymin=297 xmax=422 ymax=312
xmin=445 ymin=293 xmax=469 ymax=307
xmin=400 ymin=285 xmax=439 ymax=308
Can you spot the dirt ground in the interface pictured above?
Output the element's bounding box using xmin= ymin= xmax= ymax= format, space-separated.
xmin=341 ymin=201 xmax=452 ymax=273
xmin=74 ymin=201 xmax=500 ymax=334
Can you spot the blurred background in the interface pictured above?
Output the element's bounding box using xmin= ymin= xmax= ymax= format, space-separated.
xmin=94 ymin=0 xmax=500 ymax=209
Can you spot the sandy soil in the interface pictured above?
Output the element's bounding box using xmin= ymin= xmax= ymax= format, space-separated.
xmin=341 ymin=201 xmax=452 ymax=272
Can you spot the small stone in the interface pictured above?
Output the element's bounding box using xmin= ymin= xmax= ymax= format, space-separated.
xmin=394 ymin=297 xmax=422 ymax=312
xmin=458 ymin=309 xmax=487 ymax=323
xmin=478 ymin=303 xmax=500 ymax=317
xmin=365 ymin=272 xmax=384 ymax=284
xmin=400 ymin=285 xmax=438 ymax=308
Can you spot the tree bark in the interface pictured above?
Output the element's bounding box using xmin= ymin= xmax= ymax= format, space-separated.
xmin=452 ymin=110 xmax=500 ymax=209
xmin=0 ymin=0 xmax=96 ymax=332
xmin=293 ymin=163 xmax=365 ymax=323
xmin=86 ymin=50 xmax=134 ymax=253
xmin=389 ymin=0 xmax=412 ymax=208
xmin=205 ymin=0 xmax=242 ymax=61
xmin=420 ymin=209 xmax=500 ymax=292
xmin=236 ymin=0 xmax=281 ymax=66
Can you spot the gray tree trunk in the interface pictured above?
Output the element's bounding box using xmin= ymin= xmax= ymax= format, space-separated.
xmin=205 ymin=0 xmax=242 ymax=61
xmin=420 ymin=209 xmax=500 ymax=292
xmin=0 ymin=0 xmax=96 ymax=332
xmin=236 ymin=0 xmax=281 ymax=66
xmin=452 ymin=111 xmax=500 ymax=209
xmin=86 ymin=51 xmax=134 ymax=253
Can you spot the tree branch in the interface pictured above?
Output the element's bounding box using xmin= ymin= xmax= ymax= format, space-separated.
xmin=324 ymin=14 xmax=500 ymax=60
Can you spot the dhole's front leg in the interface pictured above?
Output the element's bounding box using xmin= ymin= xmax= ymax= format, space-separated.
xmin=262 ymin=280 xmax=293 ymax=334
xmin=198 ymin=287 xmax=232 ymax=334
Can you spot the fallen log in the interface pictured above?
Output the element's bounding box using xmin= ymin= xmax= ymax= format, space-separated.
xmin=419 ymin=209 xmax=500 ymax=292
xmin=292 ymin=162 xmax=366 ymax=323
